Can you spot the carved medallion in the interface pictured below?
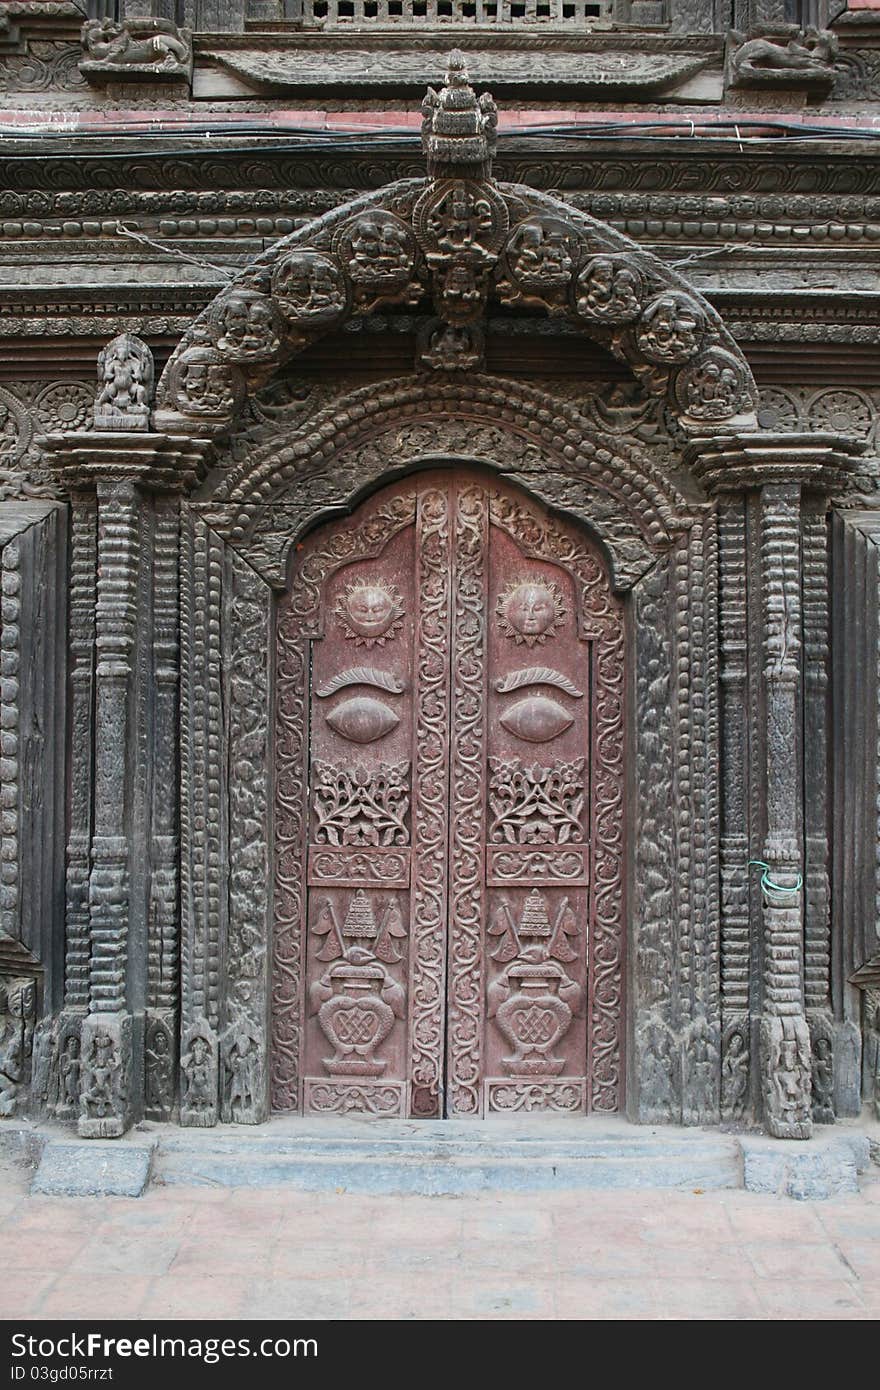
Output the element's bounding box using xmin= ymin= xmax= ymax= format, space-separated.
xmin=499 ymin=695 xmax=574 ymax=744
xmin=500 ymin=216 xmax=580 ymax=312
xmin=673 ymin=346 xmax=754 ymax=421
xmin=574 ymin=254 xmax=645 ymax=325
xmin=335 ymin=211 xmax=421 ymax=310
xmin=334 ymin=578 xmax=405 ymax=646
xmin=325 ymin=696 xmax=400 ymax=744
xmin=496 ymin=578 xmax=566 ymax=646
xmin=165 ymin=346 xmax=245 ymax=419
xmin=271 ymin=250 xmax=347 ymax=325
xmin=207 ymin=288 xmax=282 ymax=364
xmin=636 ymin=291 xmax=706 ymax=365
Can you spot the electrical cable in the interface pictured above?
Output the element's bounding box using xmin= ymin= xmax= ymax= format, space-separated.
xmin=1 ymin=117 xmax=879 ymax=153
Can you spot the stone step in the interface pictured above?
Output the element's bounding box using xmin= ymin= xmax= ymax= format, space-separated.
xmin=151 ymin=1117 xmax=743 ymax=1195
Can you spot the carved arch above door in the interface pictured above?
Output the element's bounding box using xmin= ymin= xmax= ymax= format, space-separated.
xmin=153 ymin=58 xmax=757 ymax=441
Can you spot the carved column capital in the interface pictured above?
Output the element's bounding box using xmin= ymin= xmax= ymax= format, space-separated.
xmin=42 ymin=431 xmax=212 ymax=495
xmin=684 ymin=431 xmax=865 ymax=496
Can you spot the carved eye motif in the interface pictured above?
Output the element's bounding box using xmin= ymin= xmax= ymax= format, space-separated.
xmin=325 ymin=697 xmax=400 ymax=744
xmin=499 ymin=696 xmax=574 ymax=744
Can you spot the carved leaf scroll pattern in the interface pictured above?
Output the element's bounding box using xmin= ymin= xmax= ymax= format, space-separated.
xmin=272 ymin=496 xmax=417 ymax=1112
xmin=447 ymin=484 xmax=487 ymax=1116
xmin=489 ymin=495 xmax=625 ymax=1112
xmin=409 ymin=487 xmax=451 ymax=1117
xmin=312 ymin=761 xmax=410 ymax=846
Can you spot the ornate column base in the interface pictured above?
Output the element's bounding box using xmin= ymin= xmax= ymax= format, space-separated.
xmin=78 ymin=1011 xmax=138 ymax=1139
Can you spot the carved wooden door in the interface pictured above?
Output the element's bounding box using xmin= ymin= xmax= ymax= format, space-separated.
xmin=272 ymin=471 xmax=625 ymax=1119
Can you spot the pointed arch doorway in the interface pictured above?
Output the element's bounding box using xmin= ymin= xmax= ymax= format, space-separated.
xmin=271 ymin=466 xmax=625 ymax=1120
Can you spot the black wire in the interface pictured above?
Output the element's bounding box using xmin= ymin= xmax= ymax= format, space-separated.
xmin=1 ymin=117 xmax=878 ymax=154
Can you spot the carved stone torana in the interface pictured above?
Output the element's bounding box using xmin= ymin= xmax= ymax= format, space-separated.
xmin=80 ymin=18 xmax=193 ymax=84
xmin=94 ymin=335 xmax=154 ymax=434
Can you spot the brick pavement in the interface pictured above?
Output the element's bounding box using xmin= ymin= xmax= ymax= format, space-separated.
xmin=0 ymin=1159 xmax=878 ymax=1321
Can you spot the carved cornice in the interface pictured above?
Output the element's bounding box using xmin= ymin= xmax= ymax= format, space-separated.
xmin=42 ymin=430 xmax=213 ymax=492
xmin=685 ymin=430 xmax=867 ymax=494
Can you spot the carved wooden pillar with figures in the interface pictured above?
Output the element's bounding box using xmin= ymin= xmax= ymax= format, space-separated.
xmin=689 ymin=431 xmax=863 ymax=1139
xmin=42 ymin=353 xmax=210 ymax=1135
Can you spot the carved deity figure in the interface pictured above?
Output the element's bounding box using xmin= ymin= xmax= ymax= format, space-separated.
xmin=178 ymin=360 xmax=236 ymax=415
xmin=213 ymin=293 xmax=280 ymax=362
xmin=421 ymin=323 xmax=482 ymax=372
xmin=273 ymin=253 xmax=345 ymax=322
xmin=811 ymin=1035 xmax=834 ymax=1122
xmin=182 ymin=1034 xmax=214 ymax=1114
xmin=0 ymin=987 xmax=24 ymax=1117
xmin=347 ymin=217 xmax=411 ymax=282
xmin=59 ymin=1035 xmax=81 ymax=1111
xmin=576 ymin=256 xmax=643 ymax=323
xmin=509 ymin=221 xmax=574 ymax=289
xmin=771 ymin=1033 xmax=811 ymax=1128
xmin=82 ymin=18 xmax=190 ymax=70
xmin=682 ymin=357 xmax=742 ymax=419
xmin=95 ymin=334 xmax=152 ymax=430
xmin=721 ymin=1029 xmax=749 ymax=1120
xmin=637 ymin=293 xmax=704 ymax=364
xmin=0 ymin=979 xmax=35 ymax=1117
xmin=145 ymin=1025 xmax=173 ymax=1114
xmin=640 ymin=1017 xmax=674 ymax=1113
xmin=226 ymin=1031 xmax=258 ymax=1119
xmin=868 ymin=1004 xmax=880 ymax=1121
xmin=80 ymin=1029 xmax=118 ymax=1120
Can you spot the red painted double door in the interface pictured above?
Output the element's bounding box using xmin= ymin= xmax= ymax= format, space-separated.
xmin=273 ymin=470 xmax=625 ymax=1118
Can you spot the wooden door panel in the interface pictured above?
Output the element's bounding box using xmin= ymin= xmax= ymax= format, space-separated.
xmin=275 ymin=469 xmax=625 ymax=1119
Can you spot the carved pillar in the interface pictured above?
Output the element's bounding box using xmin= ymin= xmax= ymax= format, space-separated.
xmin=688 ymin=431 xmax=862 ymax=1140
xmin=43 ymin=432 xmax=210 ymax=1136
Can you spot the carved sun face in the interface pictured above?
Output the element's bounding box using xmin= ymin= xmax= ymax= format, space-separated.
xmin=334 ymin=579 xmax=404 ymax=646
xmin=496 ymin=578 xmax=566 ymax=646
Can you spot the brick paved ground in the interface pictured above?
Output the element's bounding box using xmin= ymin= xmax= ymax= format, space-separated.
xmin=1 ymin=1156 xmax=878 ymax=1321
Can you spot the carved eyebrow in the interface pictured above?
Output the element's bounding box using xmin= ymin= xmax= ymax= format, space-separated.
xmin=315 ymin=668 xmax=407 ymax=698
xmin=493 ymin=668 xmax=584 ymax=698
